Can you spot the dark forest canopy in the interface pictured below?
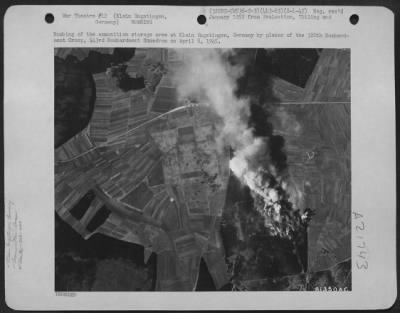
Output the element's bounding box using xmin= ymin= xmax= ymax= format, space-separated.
xmin=54 ymin=48 xmax=136 ymax=148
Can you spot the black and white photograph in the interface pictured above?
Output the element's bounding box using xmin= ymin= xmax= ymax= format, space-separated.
xmin=54 ymin=47 xmax=351 ymax=292
xmin=4 ymin=4 xmax=397 ymax=310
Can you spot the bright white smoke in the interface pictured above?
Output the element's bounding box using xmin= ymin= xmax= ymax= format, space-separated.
xmin=173 ymin=49 xmax=282 ymax=215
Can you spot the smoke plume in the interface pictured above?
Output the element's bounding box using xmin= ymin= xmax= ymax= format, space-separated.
xmin=173 ymin=49 xmax=287 ymax=226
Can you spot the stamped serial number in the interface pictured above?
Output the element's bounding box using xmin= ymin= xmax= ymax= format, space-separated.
xmin=314 ymin=286 xmax=349 ymax=291
xmin=55 ymin=292 xmax=77 ymax=297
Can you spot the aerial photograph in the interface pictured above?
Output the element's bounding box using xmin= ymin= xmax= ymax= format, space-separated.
xmin=54 ymin=47 xmax=351 ymax=291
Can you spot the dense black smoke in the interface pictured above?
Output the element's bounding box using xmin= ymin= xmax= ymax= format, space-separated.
xmin=232 ymin=49 xmax=288 ymax=174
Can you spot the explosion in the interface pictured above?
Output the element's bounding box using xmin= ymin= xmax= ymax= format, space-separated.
xmin=173 ymin=48 xmax=307 ymax=238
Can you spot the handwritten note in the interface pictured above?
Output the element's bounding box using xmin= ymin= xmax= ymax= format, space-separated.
xmin=5 ymin=201 xmax=23 ymax=270
xmin=353 ymin=211 xmax=368 ymax=270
